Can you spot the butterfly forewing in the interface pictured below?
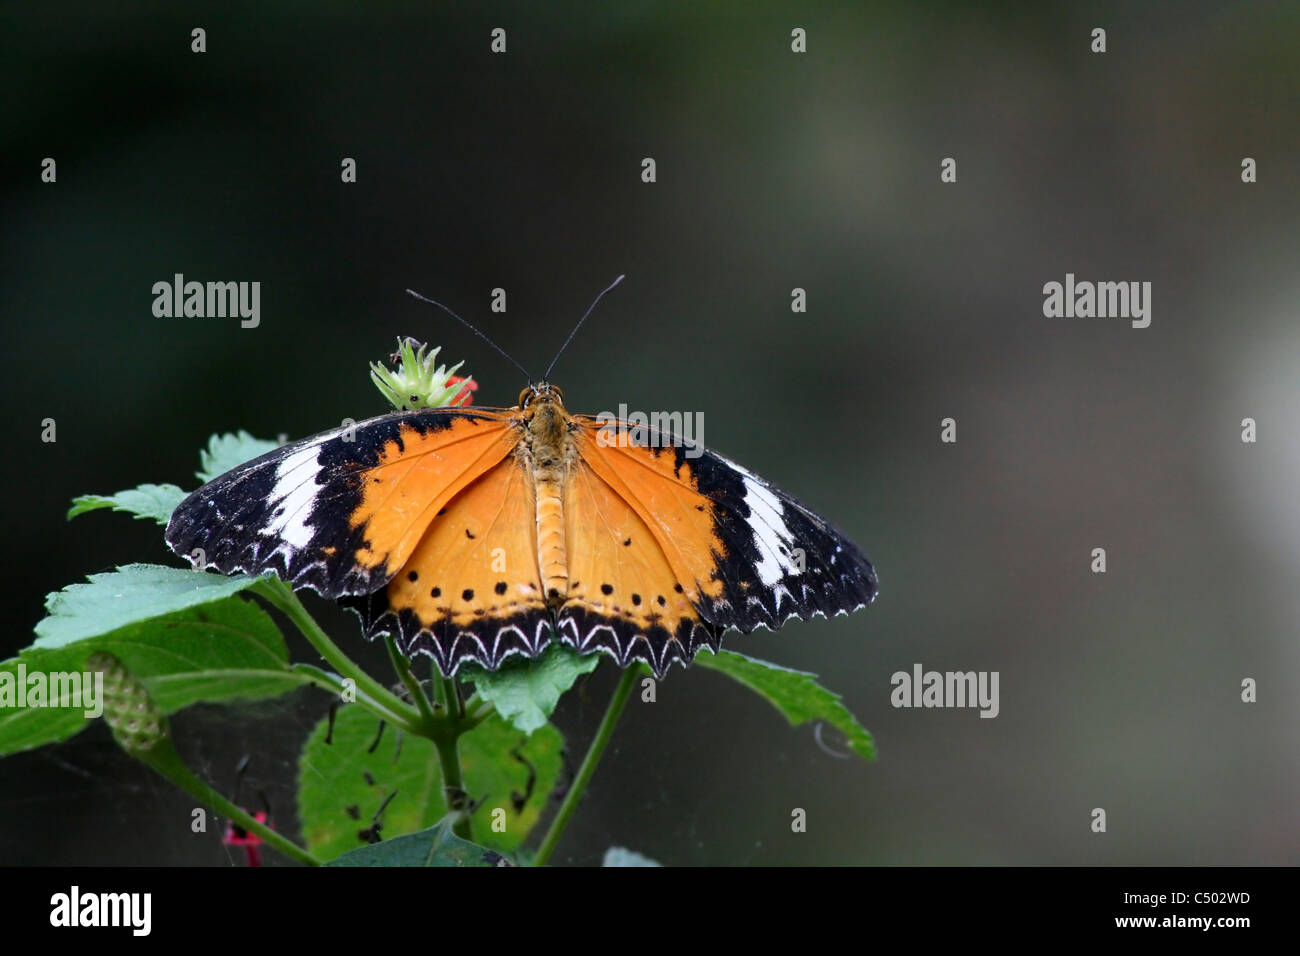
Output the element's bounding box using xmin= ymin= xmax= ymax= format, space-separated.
xmin=164 ymin=408 xmax=518 ymax=597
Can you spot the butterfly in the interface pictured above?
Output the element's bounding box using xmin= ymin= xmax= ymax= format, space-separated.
xmin=165 ymin=285 xmax=877 ymax=679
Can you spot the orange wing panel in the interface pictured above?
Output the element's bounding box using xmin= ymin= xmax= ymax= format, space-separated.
xmin=349 ymin=414 xmax=520 ymax=577
xmin=569 ymin=425 xmax=724 ymax=606
xmin=351 ymin=455 xmax=555 ymax=673
xmin=556 ymin=457 xmax=717 ymax=674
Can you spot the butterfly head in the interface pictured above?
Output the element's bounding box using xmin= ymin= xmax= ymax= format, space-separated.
xmin=518 ymin=382 xmax=568 ymax=449
xmin=517 ymin=381 xmax=565 ymax=410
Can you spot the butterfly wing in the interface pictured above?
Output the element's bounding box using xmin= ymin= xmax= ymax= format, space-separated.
xmin=555 ymin=456 xmax=720 ymax=677
xmin=571 ymin=417 xmax=877 ymax=642
xmin=343 ymin=455 xmax=554 ymax=675
xmin=165 ymin=408 xmax=520 ymax=597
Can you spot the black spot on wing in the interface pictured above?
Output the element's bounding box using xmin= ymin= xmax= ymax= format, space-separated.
xmin=342 ymin=590 xmax=556 ymax=676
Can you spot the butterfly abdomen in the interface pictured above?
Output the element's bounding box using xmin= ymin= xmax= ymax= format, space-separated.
xmin=535 ymin=474 xmax=568 ymax=604
xmin=525 ymin=391 xmax=572 ymax=606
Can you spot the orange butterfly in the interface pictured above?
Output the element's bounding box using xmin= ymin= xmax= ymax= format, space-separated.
xmin=166 ymin=287 xmax=877 ymax=678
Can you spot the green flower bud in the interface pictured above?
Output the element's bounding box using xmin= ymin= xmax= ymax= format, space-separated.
xmin=370 ymin=338 xmax=476 ymax=411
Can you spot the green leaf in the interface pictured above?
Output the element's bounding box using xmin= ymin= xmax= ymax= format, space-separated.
xmin=325 ymin=820 xmax=510 ymax=867
xmin=1 ymin=597 xmax=303 ymax=756
xmin=197 ymin=431 xmax=280 ymax=483
xmin=298 ymin=707 xmax=563 ymax=862
xmin=693 ymin=649 xmax=876 ymax=761
xmin=603 ymin=846 xmax=662 ymax=867
xmin=461 ymin=644 xmax=602 ymax=734
xmin=67 ymin=483 xmax=188 ymax=525
xmin=33 ymin=563 xmax=268 ymax=648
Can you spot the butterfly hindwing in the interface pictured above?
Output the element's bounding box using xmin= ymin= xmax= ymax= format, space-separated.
xmin=165 ymin=408 xmax=518 ymax=598
xmin=343 ymin=455 xmax=554 ymax=675
xmin=573 ymin=417 xmax=877 ymax=636
xmin=555 ymin=458 xmax=719 ymax=676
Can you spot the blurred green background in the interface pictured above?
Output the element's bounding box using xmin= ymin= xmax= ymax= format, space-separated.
xmin=2 ymin=1 xmax=1297 ymax=865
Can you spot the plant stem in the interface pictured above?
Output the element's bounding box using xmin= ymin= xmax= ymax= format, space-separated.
xmin=256 ymin=579 xmax=420 ymax=730
xmin=431 ymin=725 xmax=473 ymax=841
xmin=289 ymin=663 xmax=418 ymax=732
xmin=146 ymin=744 xmax=321 ymax=866
xmin=438 ymin=675 xmax=463 ymax=720
xmin=385 ymin=635 xmax=436 ymax=729
xmin=465 ymin=696 xmax=495 ymax=723
xmin=432 ymin=667 xmax=448 ymax=710
xmin=425 ymin=664 xmax=473 ymax=839
xmin=532 ymin=665 xmax=639 ymax=867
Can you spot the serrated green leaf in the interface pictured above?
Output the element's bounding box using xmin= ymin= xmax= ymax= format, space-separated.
xmin=197 ymin=431 xmax=280 ymax=483
xmin=461 ymin=644 xmax=602 ymax=734
xmin=33 ymin=564 xmax=269 ymax=648
xmin=603 ymin=846 xmax=662 ymax=867
xmin=694 ymin=649 xmax=876 ymax=761
xmin=298 ymin=707 xmax=562 ymax=862
xmin=67 ymin=484 xmax=188 ymax=525
xmin=1 ymin=597 xmax=303 ymax=756
xmin=325 ymin=820 xmax=510 ymax=867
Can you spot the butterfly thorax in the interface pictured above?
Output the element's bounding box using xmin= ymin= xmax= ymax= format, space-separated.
xmin=518 ymin=383 xmax=574 ymax=608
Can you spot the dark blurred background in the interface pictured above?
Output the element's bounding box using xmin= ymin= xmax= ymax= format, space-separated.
xmin=2 ymin=1 xmax=1297 ymax=865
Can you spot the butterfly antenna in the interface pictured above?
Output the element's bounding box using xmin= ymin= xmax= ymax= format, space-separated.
xmin=543 ymin=274 xmax=625 ymax=381
xmin=406 ymin=289 xmax=533 ymax=381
